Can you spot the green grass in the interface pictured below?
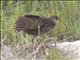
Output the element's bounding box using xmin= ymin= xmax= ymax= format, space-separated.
xmin=1 ymin=1 xmax=80 ymax=60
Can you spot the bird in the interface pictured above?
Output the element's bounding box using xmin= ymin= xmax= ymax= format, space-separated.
xmin=15 ymin=15 xmax=59 ymax=58
xmin=15 ymin=15 xmax=59 ymax=36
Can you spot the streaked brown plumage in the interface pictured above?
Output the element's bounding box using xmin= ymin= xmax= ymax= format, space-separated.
xmin=15 ymin=15 xmax=59 ymax=36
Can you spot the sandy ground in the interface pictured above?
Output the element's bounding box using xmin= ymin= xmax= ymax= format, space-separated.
xmin=1 ymin=40 xmax=80 ymax=60
xmin=52 ymin=40 xmax=80 ymax=60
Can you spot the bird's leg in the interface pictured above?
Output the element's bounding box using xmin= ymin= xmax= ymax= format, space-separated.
xmin=32 ymin=25 xmax=41 ymax=59
xmin=32 ymin=24 xmax=41 ymax=44
xmin=38 ymin=25 xmax=40 ymax=36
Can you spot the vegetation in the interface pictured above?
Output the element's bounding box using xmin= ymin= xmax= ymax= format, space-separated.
xmin=1 ymin=1 xmax=80 ymax=60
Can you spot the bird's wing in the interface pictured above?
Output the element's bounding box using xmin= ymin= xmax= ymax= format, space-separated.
xmin=15 ymin=15 xmax=47 ymax=32
xmin=24 ymin=15 xmax=44 ymax=30
xmin=15 ymin=16 xmax=28 ymax=31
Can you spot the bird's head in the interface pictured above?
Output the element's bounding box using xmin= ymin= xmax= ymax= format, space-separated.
xmin=49 ymin=16 xmax=59 ymax=25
